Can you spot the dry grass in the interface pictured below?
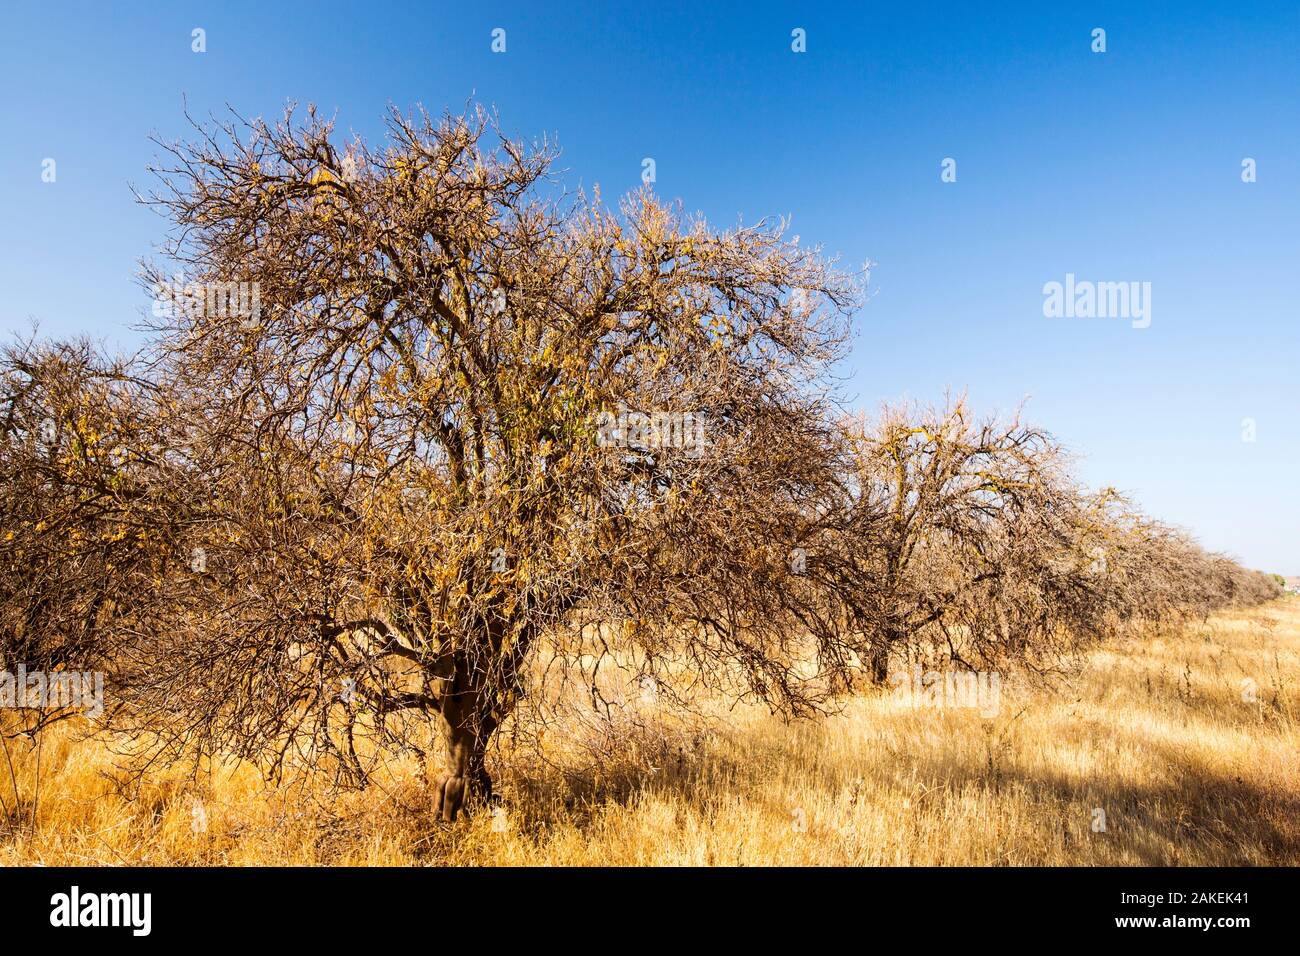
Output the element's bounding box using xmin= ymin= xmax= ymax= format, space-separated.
xmin=2 ymin=598 xmax=1297 ymax=866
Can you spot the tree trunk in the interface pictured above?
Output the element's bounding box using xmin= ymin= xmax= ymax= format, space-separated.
xmin=430 ymin=615 xmax=535 ymax=822
xmin=868 ymin=641 xmax=890 ymax=686
xmin=869 ymin=625 xmax=901 ymax=686
xmin=432 ymin=687 xmax=496 ymax=822
xmin=430 ymin=645 xmax=507 ymax=822
xmin=432 ymin=724 xmax=490 ymax=822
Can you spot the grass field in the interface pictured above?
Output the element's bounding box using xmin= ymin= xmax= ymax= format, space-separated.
xmin=2 ymin=598 xmax=1297 ymax=866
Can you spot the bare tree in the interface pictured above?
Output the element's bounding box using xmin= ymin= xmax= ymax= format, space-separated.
xmin=841 ymin=397 xmax=1079 ymax=681
xmin=128 ymin=104 xmax=861 ymax=818
xmin=0 ymin=338 xmax=173 ymax=733
xmin=840 ymin=398 xmax=1281 ymax=683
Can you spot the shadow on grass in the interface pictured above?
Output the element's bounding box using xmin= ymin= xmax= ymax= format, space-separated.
xmin=455 ymin=701 xmax=1300 ymax=866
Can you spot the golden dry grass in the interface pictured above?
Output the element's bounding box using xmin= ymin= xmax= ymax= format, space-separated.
xmin=2 ymin=598 xmax=1297 ymax=866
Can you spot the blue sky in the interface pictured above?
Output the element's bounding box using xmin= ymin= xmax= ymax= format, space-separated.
xmin=2 ymin=1 xmax=1297 ymax=571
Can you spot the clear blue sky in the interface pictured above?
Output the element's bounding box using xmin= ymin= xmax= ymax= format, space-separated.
xmin=2 ymin=1 xmax=1297 ymax=572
